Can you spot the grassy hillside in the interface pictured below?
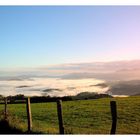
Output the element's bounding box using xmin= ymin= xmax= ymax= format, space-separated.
xmin=0 ymin=96 xmax=139 ymax=134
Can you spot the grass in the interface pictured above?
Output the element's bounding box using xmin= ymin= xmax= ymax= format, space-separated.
xmin=0 ymin=96 xmax=139 ymax=134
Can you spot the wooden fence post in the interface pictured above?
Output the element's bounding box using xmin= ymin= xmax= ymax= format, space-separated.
xmin=110 ymin=101 xmax=117 ymax=134
xmin=4 ymin=97 xmax=7 ymax=120
xmin=57 ymin=100 xmax=64 ymax=134
xmin=26 ymin=97 xmax=32 ymax=132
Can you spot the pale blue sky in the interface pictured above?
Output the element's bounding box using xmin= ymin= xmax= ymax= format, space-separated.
xmin=0 ymin=6 xmax=140 ymax=68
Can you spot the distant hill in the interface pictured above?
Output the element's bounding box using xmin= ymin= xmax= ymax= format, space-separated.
xmin=108 ymin=80 xmax=140 ymax=96
xmin=74 ymin=92 xmax=112 ymax=100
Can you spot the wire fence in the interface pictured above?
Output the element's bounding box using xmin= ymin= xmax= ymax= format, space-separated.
xmin=0 ymin=97 xmax=139 ymax=134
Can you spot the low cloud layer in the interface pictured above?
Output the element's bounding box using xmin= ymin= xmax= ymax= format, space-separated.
xmin=0 ymin=78 xmax=108 ymax=97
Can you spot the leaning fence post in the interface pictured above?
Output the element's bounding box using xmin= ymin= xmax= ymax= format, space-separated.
xmin=110 ymin=101 xmax=117 ymax=134
xmin=4 ymin=97 xmax=8 ymax=120
xmin=26 ymin=97 xmax=32 ymax=132
xmin=57 ymin=99 xmax=64 ymax=134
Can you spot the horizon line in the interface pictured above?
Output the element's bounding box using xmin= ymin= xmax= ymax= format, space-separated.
xmin=1 ymin=58 xmax=140 ymax=71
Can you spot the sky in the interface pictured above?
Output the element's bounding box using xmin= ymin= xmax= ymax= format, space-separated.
xmin=0 ymin=6 xmax=140 ymax=69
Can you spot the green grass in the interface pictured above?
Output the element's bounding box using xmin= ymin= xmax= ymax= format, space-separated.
xmin=0 ymin=96 xmax=140 ymax=134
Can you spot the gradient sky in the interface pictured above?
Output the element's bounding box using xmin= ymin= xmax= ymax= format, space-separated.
xmin=0 ymin=6 xmax=140 ymax=68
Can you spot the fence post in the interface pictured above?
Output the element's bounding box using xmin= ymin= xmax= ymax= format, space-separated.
xmin=26 ymin=97 xmax=32 ymax=132
xmin=57 ymin=99 xmax=64 ymax=134
xmin=110 ymin=101 xmax=117 ymax=134
xmin=4 ymin=97 xmax=7 ymax=120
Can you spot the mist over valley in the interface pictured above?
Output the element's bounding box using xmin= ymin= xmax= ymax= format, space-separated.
xmin=1 ymin=60 xmax=140 ymax=97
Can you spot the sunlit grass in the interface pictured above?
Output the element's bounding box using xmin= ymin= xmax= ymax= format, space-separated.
xmin=0 ymin=96 xmax=139 ymax=134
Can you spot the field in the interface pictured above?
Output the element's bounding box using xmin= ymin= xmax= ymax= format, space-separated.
xmin=0 ymin=96 xmax=140 ymax=134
